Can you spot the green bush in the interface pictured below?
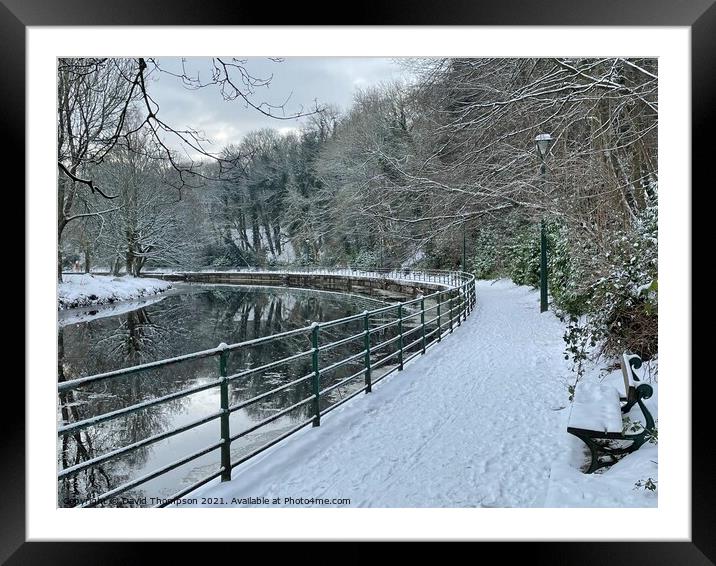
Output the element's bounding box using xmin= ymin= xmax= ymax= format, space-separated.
xmin=351 ymin=250 xmax=381 ymax=270
xmin=468 ymin=228 xmax=502 ymax=278
xmin=505 ymin=199 xmax=658 ymax=368
xmin=547 ymin=222 xmax=592 ymax=317
xmin=506 ymin=224 xmax=541 ymax=287
xmin=587 ymin=202 xmax=658 ymax=360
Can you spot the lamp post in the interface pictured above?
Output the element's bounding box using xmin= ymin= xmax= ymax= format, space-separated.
xmin=462 ymin=220 xmax=467 ymax=272
xmin=379 ymin=235 xmax=384 ymax=269
xmin=535 ymin=133 xmax=553 ymax=313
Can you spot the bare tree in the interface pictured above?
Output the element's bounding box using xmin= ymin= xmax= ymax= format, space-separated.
xmin=320 ymin=59 xmax=656 ymax=263
xmin=92 ymin=128 xmax=193 ymax=276
xmin=57 ymin=57 xmax=322 ymax=280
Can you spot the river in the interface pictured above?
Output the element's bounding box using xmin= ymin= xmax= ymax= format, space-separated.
xmin=57 ymin=283 xmax=425 ymax=507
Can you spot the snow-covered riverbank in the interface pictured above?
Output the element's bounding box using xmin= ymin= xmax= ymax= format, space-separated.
xmin=58 ymin=274 xmax=172 ymax=310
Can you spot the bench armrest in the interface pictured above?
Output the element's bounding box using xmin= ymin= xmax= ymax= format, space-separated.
xmin=632 ymin=383 xmax=655 ymax=432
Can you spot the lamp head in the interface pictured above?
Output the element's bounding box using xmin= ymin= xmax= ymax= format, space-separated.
xmin=535 ymin=133 xmax=553 ymax=159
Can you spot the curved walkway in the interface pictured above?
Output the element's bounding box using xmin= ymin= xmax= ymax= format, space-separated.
xmin=189 ymin=280 xmax=572 ymax=507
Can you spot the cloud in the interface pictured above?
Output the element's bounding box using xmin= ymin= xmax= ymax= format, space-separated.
xmin=277 ymin=126 xmax=300 ymax=137
xmin=148 ymin=57 xmax=415 ymax=157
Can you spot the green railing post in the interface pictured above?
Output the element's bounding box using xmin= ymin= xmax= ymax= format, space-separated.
xmin=397 ymin=304 xmax=404 ymax=370
xmin=311 ymin=323 xmax=321 ymax=427
xmin=457 ymin=291 xmax=462 ymax=327
xmin=449 ymin=295 xmax=454 ymax=333
xmin=420 ymin=297 xmax=426 ymax=355
xmin=218 ymin=343 xmax=231 ymax=482
xmin=363 ymin=311 xmax=372 ymax=393
xmin=436 ymin=292 xmax=442 ymax=342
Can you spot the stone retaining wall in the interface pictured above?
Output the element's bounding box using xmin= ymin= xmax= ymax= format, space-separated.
xmin=148 ymin=271 xmax=448 ymax=301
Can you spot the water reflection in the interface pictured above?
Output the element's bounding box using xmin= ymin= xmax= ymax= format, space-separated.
xmin=58 ymin=285 xmax=432 ymax=507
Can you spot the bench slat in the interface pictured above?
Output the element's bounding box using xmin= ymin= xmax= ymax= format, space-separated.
xmin=567 ymin=382 xmax=623 ymax=434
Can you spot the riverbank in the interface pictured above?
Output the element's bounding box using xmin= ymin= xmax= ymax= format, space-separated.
xmin=58 ymin=274 xmax=173 ymax=310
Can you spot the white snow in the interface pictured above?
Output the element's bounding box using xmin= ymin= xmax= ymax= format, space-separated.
xmin=567 ymin=382 xmax=623 ymax=433
xmin=273 ymin=240 xmax=296 ymax=263
xmin=545 ymin=441 xmax=658 ymax=507
xmin=400 ymin=248 xmax=426 ymax=268
xmin=58 ymin=274 xmax=172 ymax=310
xmin=183 ymin=280 xmax=579 ymax=507
xmin=58 ymin=295 xmax=167 ymax=326
xmin=143 ymin=268 xmax=457 ymax=290
xmin=155 ymin=278 xmax=656 ymax=508
xmin=545 ymin=361 xmax=658 ymax=507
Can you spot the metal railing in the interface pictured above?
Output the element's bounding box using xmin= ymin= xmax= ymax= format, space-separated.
xmin=57 ymin=268 xmax=476 ymax=507
xmin=69 ymin=266 xmax=469 ymax=289
xmin=143 ymin=265 xmax=468 ymax=289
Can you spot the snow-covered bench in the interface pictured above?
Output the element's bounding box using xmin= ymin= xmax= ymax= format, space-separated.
xmin=566 ymin=353 xmax=655 ymax=473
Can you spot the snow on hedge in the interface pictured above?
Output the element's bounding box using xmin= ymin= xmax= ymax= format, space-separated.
xmin=58 ymin=274 xmax=172 ymax=310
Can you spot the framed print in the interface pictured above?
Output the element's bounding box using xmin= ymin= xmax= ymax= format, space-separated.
xmin=8 ymin=0 xmax=708 ymax=562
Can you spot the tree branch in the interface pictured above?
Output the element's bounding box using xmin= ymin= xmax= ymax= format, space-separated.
xmin=58 ymin=162 xmax=119 ymax=199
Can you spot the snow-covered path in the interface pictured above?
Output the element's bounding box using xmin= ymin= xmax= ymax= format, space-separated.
xmin=191 ymin=280 xmax=573 ymax=507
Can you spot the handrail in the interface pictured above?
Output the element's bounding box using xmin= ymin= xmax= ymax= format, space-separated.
xmin=57 ymin=268 xmax=476 ymax=507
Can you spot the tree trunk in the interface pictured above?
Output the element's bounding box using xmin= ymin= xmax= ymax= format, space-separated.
xmin=251 ymin=210 xmax=261 ymax=251
xmin=273 ymin=223 xmax=282 ymax=255
xmin=58 ymin=177 xmax=66 ymax=283
xmin=58 ymin=248 xmax=63 ymax=283
xmin=238 ymin=213 xmax=252 ymax=251
xmin=134 ymin=257 xmax=146 ymax=277
xmin=58 ymin=216 xmax=67 ymax=283
xmin=263 ymin=217 xmax=276 ymax=256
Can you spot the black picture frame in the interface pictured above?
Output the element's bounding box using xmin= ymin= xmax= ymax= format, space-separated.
xmin=8 ymin=0 xmax=707 ymax=562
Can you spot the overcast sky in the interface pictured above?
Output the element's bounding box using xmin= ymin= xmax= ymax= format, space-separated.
xmin=147 ymin=57 xmax=416 ymax=157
